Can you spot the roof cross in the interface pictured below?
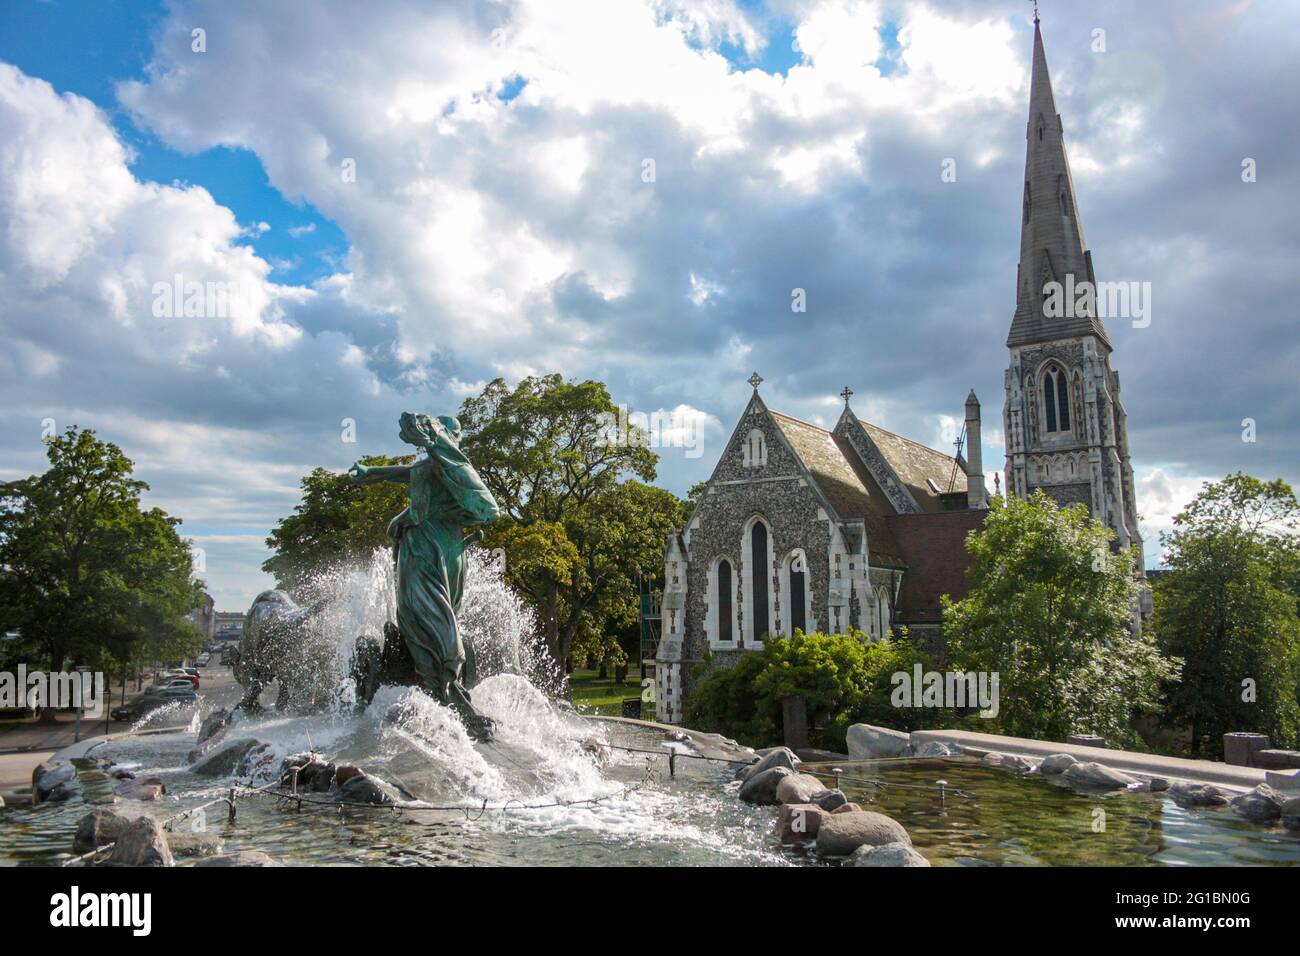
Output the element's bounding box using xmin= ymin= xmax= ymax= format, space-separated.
xmin=747 ymin=371 xmax=763 ymax=391
xmin=840 ymin=386 xmax=854 ymax=408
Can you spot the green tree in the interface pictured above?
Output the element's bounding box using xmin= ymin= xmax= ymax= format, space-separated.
xmin=457 ymin=376 xmax=687 ymax=671
xmin=942 ymin=492 xmax=1178 ymax=746
xmin=263 ymin=455 xmax=413 ymax=594
xmin=0 ymin=428 xmax=203 ymax=710
xmin=683 ymin=630 xmax=942 ymax=750
xmin=1153 ymin=473 xmax=1300 ymax=756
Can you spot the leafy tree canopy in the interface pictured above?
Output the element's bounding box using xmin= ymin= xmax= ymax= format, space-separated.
xmin=1152 ymin=473 xmax=1300 ymax=755
xmin=942 ymin=491 xmax=1179 ymax=746
xmin=0 ymin=427 xmax=203 ymax=685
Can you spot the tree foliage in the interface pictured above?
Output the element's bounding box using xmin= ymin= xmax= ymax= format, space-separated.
xmin=1152 ymin=473 xmax=1300 ymax=756
xmin=683 ymin=630 xmax=943 ymax=751
xmin=0 ymin=427 xmax=203 ymax=685
xmin=263 ymin=454 xmax=414 ymax=594
xmin=457 ymin=375 xmax=687 ymax=670
xmin=942 ymin=491 xmax=1178 ymax=747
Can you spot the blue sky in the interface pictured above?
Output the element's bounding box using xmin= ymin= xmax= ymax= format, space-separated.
xmin=2 ymin=0 xmax=1296 ymax=609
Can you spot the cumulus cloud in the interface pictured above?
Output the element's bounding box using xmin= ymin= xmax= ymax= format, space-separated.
xmin=2 ymin=0 xmax=1296 ymax=605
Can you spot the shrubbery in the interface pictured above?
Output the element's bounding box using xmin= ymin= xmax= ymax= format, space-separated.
xmin=682 ymin=629 xmax=949 ymax=751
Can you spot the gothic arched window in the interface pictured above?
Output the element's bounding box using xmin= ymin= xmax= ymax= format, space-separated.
xmin=750 ymin=522 xmax=770 ymax=641
xmin=1042 ymin=364 xmax=1071 ymax=434
xmin=716 ymin=559 xmax=733 ymax=642
xmin=787 ymin=553 xmax=807 ymax=635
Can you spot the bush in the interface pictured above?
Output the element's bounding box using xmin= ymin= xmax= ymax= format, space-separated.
xmin=682 ymin=630 xmax=946 ymax=751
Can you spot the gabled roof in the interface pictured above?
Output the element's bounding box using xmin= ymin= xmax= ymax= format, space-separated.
xmin=769 ymin=411 xmax=906 ymax=567
xmin=856 ymin=421 xmax=965 ymax=514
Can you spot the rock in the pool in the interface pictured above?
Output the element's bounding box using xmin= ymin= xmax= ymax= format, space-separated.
xmin=1060 ymin=761 xmax=1137 ymax=790
xmin=735 ymin=747 xmax=799 ymax=783
xmin=190 ymin=738 xmax=261 ymax=777
xmin=32 ymin=761 xmax=77 ymax=804
xmin=850 ymin=841 xmax=930 ymax=867
xmin=166 ymin=830 xmax=225 ymax=859
xmin=1038 ymin=753 xmax=1077 ymax=776
xmin=845 ymin=724 xmax=909 ymax=760
xmin=106 ymin=817 xmax=173 ymax=867
xmin=812 ymin=788 xmax=848 ymax=812
xmin=914 ymin=741 xmax=960 ymax=758
xmin=775 ymin=773 xmax=825 ymax=805
xmin=776 ymin=803 xmax=826 ymax=844
xmin=983 ymin=752 xmax=1036 ymax=774
xmin=1230 ymin=784 xmax=1288 ymax=823
xmin=738 ymin=766 xmax=793 ymax=804
xmin=339 ymin=772 xmax=400 ymax=806
xmin=1168 ymin=781 xmax=1230 ymax=808
xmin=832 ymin=802 xmax=865 ymax=814
xmin=815 ymin=810 xmax=910 ymax=856
xmin=73 ymin=808 xmax=146 ymax=854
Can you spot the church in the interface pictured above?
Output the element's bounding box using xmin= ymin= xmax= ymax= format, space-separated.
xmin=653 ymin=17 xmax=1147 ymax=724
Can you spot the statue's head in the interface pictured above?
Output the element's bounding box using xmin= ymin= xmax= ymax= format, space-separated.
xmin=398 ymin=412 xmax=461 ymax=448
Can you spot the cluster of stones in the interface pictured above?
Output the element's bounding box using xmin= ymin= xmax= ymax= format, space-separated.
xmin=735 ymin=746 xmax=929 ymax=867
xmin=979 ymin=749 xmax=1300 ymax=829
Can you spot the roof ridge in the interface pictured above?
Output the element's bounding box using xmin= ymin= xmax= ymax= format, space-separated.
xmin=858 ymin=418 xmax=958 ymax=462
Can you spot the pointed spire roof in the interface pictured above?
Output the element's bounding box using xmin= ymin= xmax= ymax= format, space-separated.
xmin=1007 ymin=19 xmax=1111 ymax=350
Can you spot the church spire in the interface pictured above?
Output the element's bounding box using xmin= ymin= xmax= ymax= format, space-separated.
xmin=1007 ymin=17 xmax=1110 ymax=350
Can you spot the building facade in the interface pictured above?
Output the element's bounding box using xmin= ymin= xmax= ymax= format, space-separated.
xmin=653 ymin=18 xmax=1150 ymax=724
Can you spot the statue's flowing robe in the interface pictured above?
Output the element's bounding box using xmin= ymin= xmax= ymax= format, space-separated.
xmin=388 ymin=430 xmax=499 ymax=700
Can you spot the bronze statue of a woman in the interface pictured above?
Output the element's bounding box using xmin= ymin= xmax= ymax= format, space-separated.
xmin=349 ymin=412 xmax=499 ymax=738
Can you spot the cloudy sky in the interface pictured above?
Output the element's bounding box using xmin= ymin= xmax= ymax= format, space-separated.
xmin=1 ymin=0 xmax=1295 ymax=610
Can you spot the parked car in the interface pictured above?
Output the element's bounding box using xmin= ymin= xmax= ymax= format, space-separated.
xmin=111 ymin=688 xmax=198 ymax=722
xmin=147 ymin=678 xmax=195 ymax=694
xmin=153 ymin=669 xmax=199 ymax=689
xmin=196 ymin=653 xmax=210 ymax=667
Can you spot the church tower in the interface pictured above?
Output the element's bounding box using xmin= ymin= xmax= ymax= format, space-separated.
xmin=1003 ymin=16 xmax=1146 ymax=579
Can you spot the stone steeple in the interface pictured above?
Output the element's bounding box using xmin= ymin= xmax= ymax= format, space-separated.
xmin=1008 ymin=18 xmax=1110 ymax=350
xmin=1002 ymin=17 xmax=1149 ymax=624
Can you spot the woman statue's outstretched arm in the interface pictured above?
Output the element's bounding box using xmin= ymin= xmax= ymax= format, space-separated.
xmin=348 ymin=462 xmax=414 ymax=484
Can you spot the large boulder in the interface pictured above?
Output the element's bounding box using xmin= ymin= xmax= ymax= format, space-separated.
xmin=1230 ymin=784 xmax=1288 ymax=823
xmin=775 ymin=773 xmax=826 ymax=805
xmin=815 ymin=810 xmax=910 ymax=857
xmin=832 ymin=802 xmax=865 ymax=814
xmin=914 ymin=741 xmax=961 ymax=758
xmin=850 ymin=841 xmax=930 ymax=867
xmin=812 ymin=788 xmax=848 ymax=812
xmin=280 ymin=752 xmax=334 ymax=792
xmin=1038 ymin=753 xmax=1077 ymax=776
xmin=32 ymin=761 xmax=77 ymax=804
xmin=192 ymin=849 xmax=282 ymax=867
xmin=73 ymin=808 xmax=146 ymax=854
xmin=983 ymin=752 xmax=1036 ymax=774
xmin=776 ymin=803 xmax=826 ymax=844
xmin=735 ymin=747 xmax=799 ymax=783
xmin=1168 ymin=781 xmax=1230 ymax=808
xmin=190 ymin=738 xmax=262 ymax=777
xmin=107 ymin=817 xmax=174 ymax=867
xmin=846 ymin=724 xmax=909 ymax=760
xmin=738 ymin=766 xmax=793 ymax=805
xmin=115 ymin=775 xmax=166 ymax=801
xmin=1060 ymin=761 xmax=1138 ymax=790
xmin=339 ymin=773 xmax=400 ymax=806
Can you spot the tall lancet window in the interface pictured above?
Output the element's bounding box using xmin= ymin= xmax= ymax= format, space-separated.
xmin=1043 ymin=364 xmax=1070 ymax=434
xmin=717 ymin=559 xmax=733 ymax=642
xmin=750 ymin=522 xmax=769 ymax=641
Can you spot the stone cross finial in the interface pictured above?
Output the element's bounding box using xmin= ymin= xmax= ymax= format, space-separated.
xmin=1029 ymin=0 xmax=1039 ymax=24
xmin=840 ymin=386 xmax=853 ymax=407
xmin=748 ymin=371 xmax=763 ymax=390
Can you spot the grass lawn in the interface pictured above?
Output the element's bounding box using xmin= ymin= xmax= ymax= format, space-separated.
xmin=568 ymin=667 xmax=650 ymax=717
